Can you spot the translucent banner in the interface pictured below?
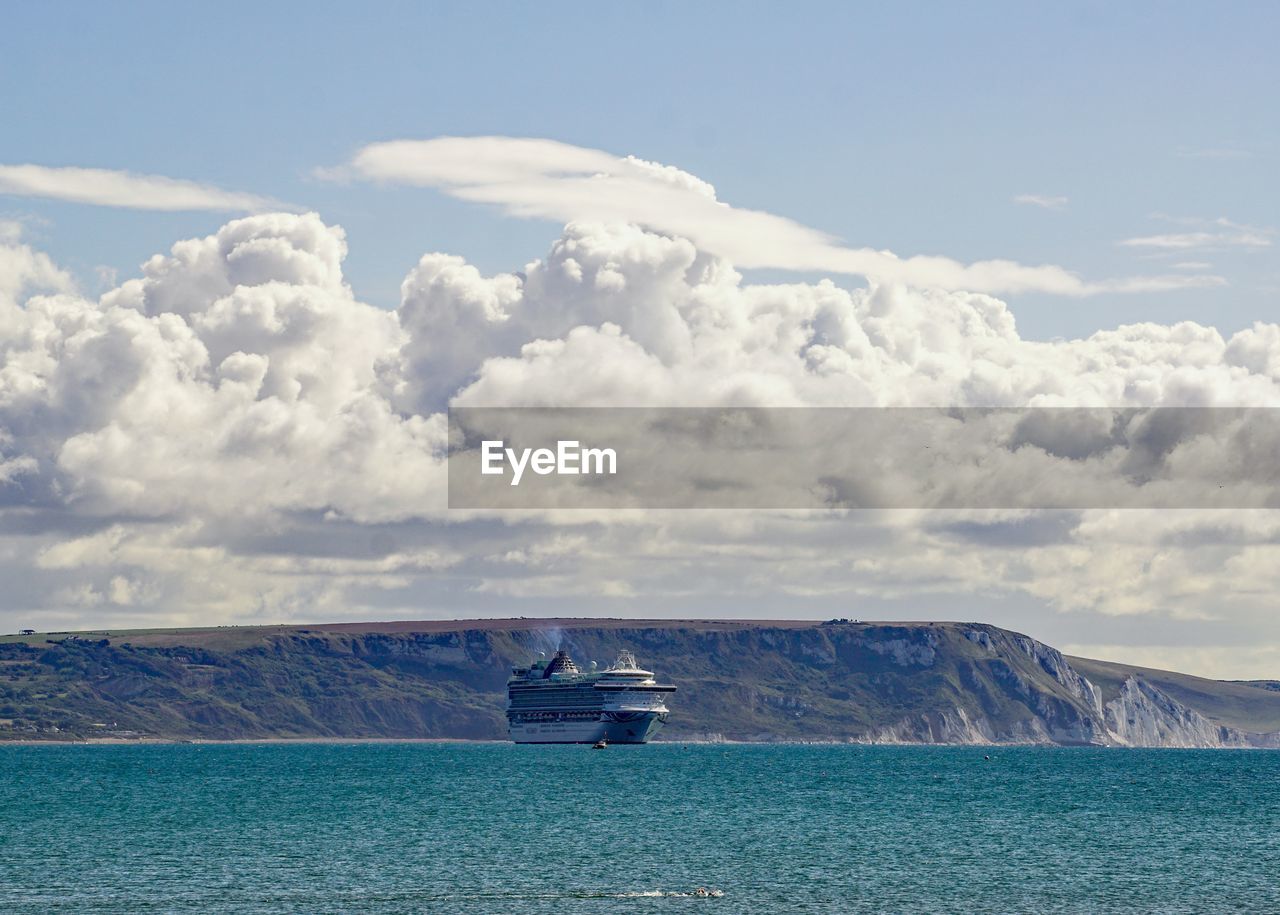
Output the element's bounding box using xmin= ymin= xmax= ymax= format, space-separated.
xmin=447 ymin=407 xmax=1280 ymax=509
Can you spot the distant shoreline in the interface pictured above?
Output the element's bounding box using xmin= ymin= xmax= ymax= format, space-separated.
xmin=1 ymin=737 xmax=729 ymax=747
xmin=0 ymin=737 xmax=506 ymax=746
xmin=3 ymin=737 xmax=1272 ymax=749
xmin=7 ymin=620 xmax=1279 ymax=749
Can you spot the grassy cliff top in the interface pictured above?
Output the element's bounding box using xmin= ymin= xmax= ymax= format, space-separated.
xmin=1 ymin=616 xmax=873 ymax=650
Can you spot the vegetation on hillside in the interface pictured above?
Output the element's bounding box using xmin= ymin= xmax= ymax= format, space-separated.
xmin=4 ymin=621 xmax=1279 ymax=744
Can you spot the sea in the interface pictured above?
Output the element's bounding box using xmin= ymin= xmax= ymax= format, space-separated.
xmin=2 ymin=742 xmax=1278 ymax=913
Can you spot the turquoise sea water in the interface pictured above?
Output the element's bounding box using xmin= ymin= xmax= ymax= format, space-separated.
xmin=2 ymin=743 xmax=1278 ymax=913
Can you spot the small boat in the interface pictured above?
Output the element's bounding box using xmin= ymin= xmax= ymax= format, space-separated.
xmin=592 ymin=738 xmax=608 ymax=749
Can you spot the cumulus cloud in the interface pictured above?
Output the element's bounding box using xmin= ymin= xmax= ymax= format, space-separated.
xmin=0 ymin=164 xmax=291 ymax=212
xmin=2 ymin=211 xmax=445 ymax=529
xmin=3 ymin=210 xmax=1280 ymax=675
xmin=431 ymin=225 xmax=1277 ymax=413
xmin=0 ymin=229 xmax=75 ymax=332
xmin=333 ymin=137 xmax=1222 ymax=296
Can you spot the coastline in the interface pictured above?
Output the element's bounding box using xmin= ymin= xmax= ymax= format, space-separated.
xmin=0 ymin=737 xmax=508 ymax=746
xmin=8 ymin=621 xmax=1280 ymax=749
xmin=3 ymin=736 xmax=1271 ymax=749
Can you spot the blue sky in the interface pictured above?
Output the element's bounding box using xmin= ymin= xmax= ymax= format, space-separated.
xmin=5 ymin=3 xmax=1280 ymax=673
xmin=2 ymin=1 xmax=1276 ymax=339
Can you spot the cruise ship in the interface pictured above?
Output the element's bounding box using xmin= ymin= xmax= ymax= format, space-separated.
xmin=506 ymin=648 xmax=676 ymax=744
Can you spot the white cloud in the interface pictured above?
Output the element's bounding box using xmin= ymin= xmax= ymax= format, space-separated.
xmin=1120 ymin=216 xmax=1275 ymax=252
xmin=0 ymin=233 xmax=74 ymax=319
xmin=0 ymin=164 xmax=291 ymax=212
xmin=1120 ymin=231 xmax=1272 ymax=250
xmin=3 ymin=212 xmax=445 ymax=527
xmin=3 ymin=210 xmax=1280 ymax=674
xmin=0 ymin=219 xmax=24 ymax=244
xmin=1013 ymin=194 xmax=1068 ymax=209
xmin=333 ymin=136 xmax=1221 ymax=297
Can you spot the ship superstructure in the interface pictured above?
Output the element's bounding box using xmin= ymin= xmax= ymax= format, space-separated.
xmin=506 ymin=648 xmax=676 ymax=744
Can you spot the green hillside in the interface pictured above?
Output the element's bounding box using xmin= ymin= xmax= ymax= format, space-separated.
xmin=3 ymin=619 xmax=1279 ymax=746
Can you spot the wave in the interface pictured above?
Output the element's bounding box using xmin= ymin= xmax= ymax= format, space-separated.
xmin=442 ymin=888 xmax=725 ymax=900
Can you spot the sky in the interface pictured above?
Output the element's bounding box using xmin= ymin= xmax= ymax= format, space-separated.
xmin=2 ymin=3 xmax=1280 ymax=678
xmin=3 ymin=1 xmax=1277 ymax=336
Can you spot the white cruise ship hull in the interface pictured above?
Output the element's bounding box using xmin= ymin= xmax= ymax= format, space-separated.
xmin=506 ymin=649 xmax=675 ymax=744
xmin=509 ymin=711 xmax=667 ymax=744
